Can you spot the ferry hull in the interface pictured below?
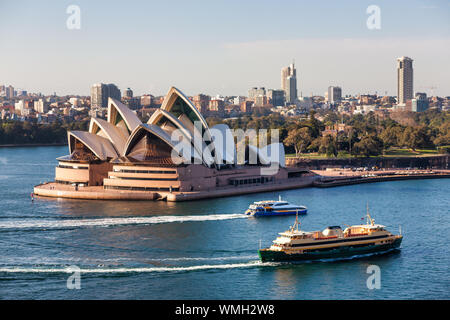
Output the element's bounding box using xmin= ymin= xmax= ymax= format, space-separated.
xmin=246 ymin=209 xmax=307 ymax=217
xmin=258 ymin=237 xmax=402 ymax=262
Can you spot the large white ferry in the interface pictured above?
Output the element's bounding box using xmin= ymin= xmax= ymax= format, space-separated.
xmin=245 ymin=196 xmax=307 ymax=217
xmin=259 ymin=207 xmax=402 ymax=262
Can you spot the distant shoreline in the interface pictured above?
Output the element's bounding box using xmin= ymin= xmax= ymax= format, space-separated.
xmin=0 ymin=143 xmax=67 ymax=148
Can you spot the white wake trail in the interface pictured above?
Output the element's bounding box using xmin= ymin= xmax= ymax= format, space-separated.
xmin=154 ymin=255 xmax=258 ymax=262
xmin=0 ymin=214 xmax=247 ymax=230
xmin=0 ymin=261 xmax=279 ymax=274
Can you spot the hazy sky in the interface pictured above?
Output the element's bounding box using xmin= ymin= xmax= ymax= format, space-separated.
xmin=1 ymin=0 xmax=449 ymax=97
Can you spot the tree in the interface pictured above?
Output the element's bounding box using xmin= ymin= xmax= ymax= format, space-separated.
xmin=307 ymin=110 xmax=322 ymax=138
xmin=315 ymin=135 xmax=337 ymax=157
xmin=353 ymin=135 xmax=383 ymax=157
xmin=307 ymin=137 xmax=321 ymax=153
xmin=400 ymin=126 xmax=433 ymax=151
xmin=336 ymin=132 xmax=349 ymax=152
xmin=283 ymin=127 xmax=313 ymax=157
xmin=433 ymin=122 xmax=450 ymax=146
xmin=380 ymin=125 xmax=402 ymax=149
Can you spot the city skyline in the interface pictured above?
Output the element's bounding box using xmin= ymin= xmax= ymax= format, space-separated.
xmin=0 ymin=0 xmax=449 ymax=97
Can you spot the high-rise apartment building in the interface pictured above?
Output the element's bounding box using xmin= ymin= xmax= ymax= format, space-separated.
xmin=281 ymin=62 xmax=297 ymax=104
xmin=327 ymin=86 xmax=342 ymax=104
xmin=6 ymin=85 xmax=15 ymax=99
xmin=397 ymin=56 xmax=413 ymax=105
xmin=34 ymin=98 xmax=48 ymax=113
xmin=90 ymin=83 xmax=121 ymax=109
xmin=248 ymin=87 xmax=266 ymax=99
xmin=248 ymin=87 xmax=267 ymax=106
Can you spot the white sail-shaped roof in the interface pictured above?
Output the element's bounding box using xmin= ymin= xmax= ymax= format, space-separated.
xmin=148 ymin=109 xmax=215 ymax=167
xmin=161 ymin=87 xmax=209 ymax=134
xmin=148 ymin=109 xmax=191 ymax=138
xmin=89 ymin=117 xmax=128 ymax=155
xmin=68 ymin=131 xmax=118 ymax=161
xmin=159 ymin=87 xmax=217 ymax=166
xmin=123 ymin=124 xmax=203 ymax=165
xmin=107 ymin=98 xmax=141 ymax=135
xmin=210 ymin=124 xmax=236 ymax=165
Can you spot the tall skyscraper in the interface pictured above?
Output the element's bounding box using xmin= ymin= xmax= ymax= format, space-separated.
xmin=6 ymin=85 xmax=15 ymax=99
xmin=90 ymin=83 xmax=121 ymax=108
xmin=397 ymin=56 xmax=413 ymax=105
xmin=281 ymin=62 xmax=297 ymax=104
xmin=327 ymin=86 xmax=342 ymax=104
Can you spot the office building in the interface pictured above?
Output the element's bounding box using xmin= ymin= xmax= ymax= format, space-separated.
xmin=327 ymin=86 xmax=342 ymax=104
xmin=407 ymin=92 xmax=429 ymax=112
xmin=281 ymin=62 xmax=297 ymax=103
xmin=267 ymin=89 xmax=285 ymax=107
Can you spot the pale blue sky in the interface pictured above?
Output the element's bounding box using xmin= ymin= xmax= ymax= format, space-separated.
xmin=1 ymin=0 xmax=449 ymax=97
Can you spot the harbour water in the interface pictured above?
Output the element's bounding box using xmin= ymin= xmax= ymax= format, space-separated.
xmin=0 ymin=146 xmax=449 ymax=299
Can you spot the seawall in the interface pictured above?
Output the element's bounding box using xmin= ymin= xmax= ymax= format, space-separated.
xmin=286 ymin=155 xmax=449 ymax=170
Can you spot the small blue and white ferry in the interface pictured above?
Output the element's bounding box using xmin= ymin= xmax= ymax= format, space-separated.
xmin=245 ymin=196 xmax=307 ymax=217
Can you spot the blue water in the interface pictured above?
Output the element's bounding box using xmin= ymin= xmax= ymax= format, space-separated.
xmin=0 ymin=146 xmax=449 ymax=299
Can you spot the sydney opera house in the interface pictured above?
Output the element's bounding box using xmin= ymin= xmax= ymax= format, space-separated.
xmin=34 ymin=87 xmax=313 ymax=201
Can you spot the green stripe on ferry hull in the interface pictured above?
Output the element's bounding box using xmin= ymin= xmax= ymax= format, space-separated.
xmin=258 ymin=238 xmax=402 ymax=262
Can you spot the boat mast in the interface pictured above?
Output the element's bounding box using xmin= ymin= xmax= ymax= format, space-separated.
xmin=366 ymin=202 xmax=375 ymax=226
xmin=290 ymin=212 xmax=300 ymax=232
